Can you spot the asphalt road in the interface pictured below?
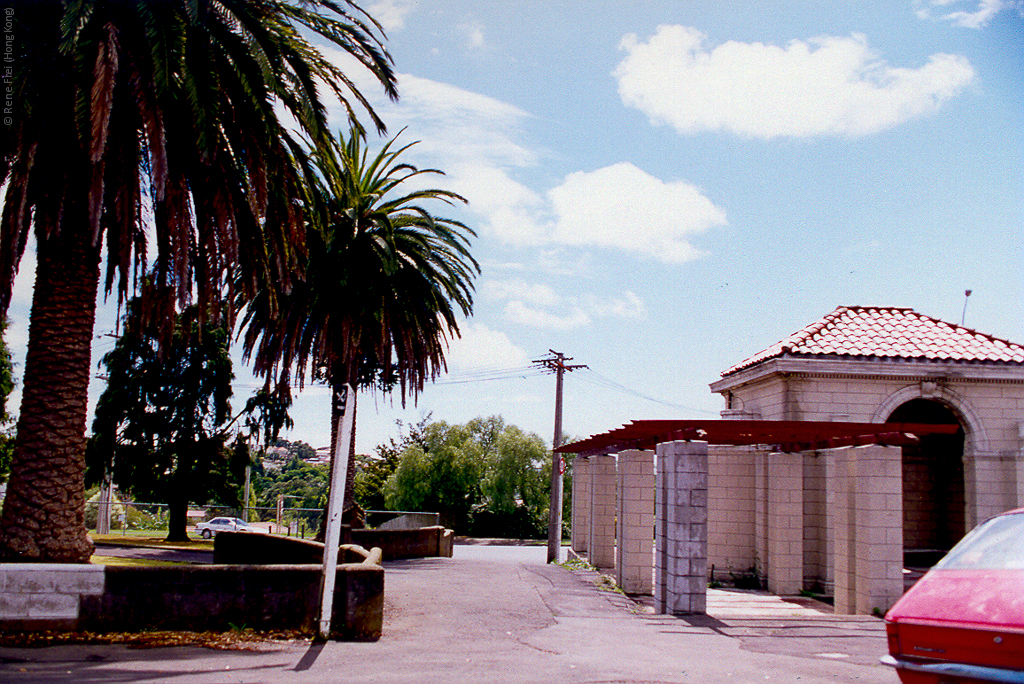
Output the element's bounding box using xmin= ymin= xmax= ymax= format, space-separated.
xmin=0 ymin=544 xmax=894 ymax=683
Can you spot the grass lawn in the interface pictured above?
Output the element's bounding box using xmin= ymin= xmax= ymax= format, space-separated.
xmin=89 ymin=555 xmax=191 ymax=567
xmin=90 ymin=533 xmax=213 ymax=552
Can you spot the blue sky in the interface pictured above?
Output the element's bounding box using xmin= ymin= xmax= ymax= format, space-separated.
xmin=6 ymin=0 xmax=1023 ymax=456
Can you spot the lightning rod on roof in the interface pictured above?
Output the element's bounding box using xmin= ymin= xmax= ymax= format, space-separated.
xmin=961 ymin=289 xmax=972 ymax=327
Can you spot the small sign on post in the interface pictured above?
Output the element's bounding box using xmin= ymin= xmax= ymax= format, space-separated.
xmin=318 ymin=384 xmax=356 ymax=639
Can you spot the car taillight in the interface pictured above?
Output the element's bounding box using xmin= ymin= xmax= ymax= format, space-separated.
xmin=886 ymin=621 xmax=901 ymax=655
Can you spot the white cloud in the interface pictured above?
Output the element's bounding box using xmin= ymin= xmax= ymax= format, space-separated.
xmin=447 ymin=162 xmax=548 ymax=245
xmin=615 ymin=26 xmax=975 ymax=139
xmin=445 ymin=323 xmax=529 ymax=370
xmin=914 ymin=0 xmax=1022 ymax=28
xmin=391 ymin=75 xmax=533 ymax=155
xmin=547 ymin=162 xmax=725 ymax=263
xmin=481 ymin=279 xmax=562 ymax=308
xmin=317 ymin=50 xmax=725 ymax=263
xmin=315 ymin=55 xmax=552 ymax=246
xmin=585 ymin=291 xmax=647 ymax=320
xmin=486 ymin=277 xmax=647 ymax=330
xmin=504 ymin=301 xmax=591 ymax=330
xmin=460 ymin=22 xmax=486 ymax=50
xmin=364 ymin=0 xmax=417 ymax=32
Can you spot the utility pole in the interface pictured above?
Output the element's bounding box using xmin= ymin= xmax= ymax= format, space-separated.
xmin=535 ymin=350 xmax=586 ymax=564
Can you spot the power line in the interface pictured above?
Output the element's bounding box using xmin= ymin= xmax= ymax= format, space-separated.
xmin=431 ymin=365 xmax=545 ymax=385
xmin=230 ymin=364 xmax=545 ymax=393
xmin=576 ymin=368 xmax=718 ymax=415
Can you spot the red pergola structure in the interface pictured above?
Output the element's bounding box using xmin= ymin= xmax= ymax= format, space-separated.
xmin=555 ymin=419 xmax=960 ymax=456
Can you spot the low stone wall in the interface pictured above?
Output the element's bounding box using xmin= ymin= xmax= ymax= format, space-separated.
xmin=371 ymin=512 xmax=441 ymax=530
xmin=0 ymin=564 xmax=105 ymax=631
xmin=213 ymin=532 xmax=374 ymax=565
xmin=0 ymin=562 xmax=383 ymax=640
xmin=214 ymin=526 xmax=453 ymax=564
xmin=353 ymin=526 xmax=453 ymax=560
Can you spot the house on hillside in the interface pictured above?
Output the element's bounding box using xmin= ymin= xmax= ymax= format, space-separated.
xmin=706 ymin=305 xmax=1024 ymax=596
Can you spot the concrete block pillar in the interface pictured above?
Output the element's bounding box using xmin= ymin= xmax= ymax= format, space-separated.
xmin=823 ymin=450 xmax=836 ymax=596
xmin=588 ymin=454 xmax=617 ymax=570
xmin=753 ymin=450 xmax=769 ymax=585
xmin=854 ymin=445 xmax=903 ymax=615
xmin=571 ymin=457 xmax=591 ymax=554
xmin=767 ymin=451 xmax=804 ymax=595
xmin=831 ymin=448 xmax=857 ymax=613
xmin=830 ymin=445 xmax=903 ymax=615
xmin=616 ymin=450 xmax=655 ymax=595
xmin=655 ymin=440 xmax=708 ymax=615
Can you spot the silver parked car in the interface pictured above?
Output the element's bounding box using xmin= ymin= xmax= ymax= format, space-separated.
xmin=194 ymin=517 xmax=253 ymax=538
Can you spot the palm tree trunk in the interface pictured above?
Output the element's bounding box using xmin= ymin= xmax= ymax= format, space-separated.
xmin=0 ymin=227 xmax=100 ymax=563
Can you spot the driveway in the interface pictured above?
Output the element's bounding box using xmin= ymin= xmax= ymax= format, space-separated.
xmin=0 ymin=544 xmax=893 ymax=683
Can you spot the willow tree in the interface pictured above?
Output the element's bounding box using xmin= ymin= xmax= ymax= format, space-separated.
xmin=238 ymin=130 xmax=479 ymax=516
xmin=0 ymin=0 xmax=397 ymax=562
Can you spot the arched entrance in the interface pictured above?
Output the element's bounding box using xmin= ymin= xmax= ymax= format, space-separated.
xmin=886 ymin=399 xmax=965 ymax=562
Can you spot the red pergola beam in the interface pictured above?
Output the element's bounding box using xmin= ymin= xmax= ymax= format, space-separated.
xmin=555 ymin=420 xmax=959 ymax=455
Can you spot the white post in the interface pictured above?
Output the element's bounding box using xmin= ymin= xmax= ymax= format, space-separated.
xmin=319 ymin=384 xmax=356 ymax=639
xmin=243 ymin=465 xmax=252 ymax=523
xmin=97 ymin=477 xmax=112 ymax=535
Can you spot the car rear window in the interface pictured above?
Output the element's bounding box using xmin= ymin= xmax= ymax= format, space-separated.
xmin=935 ymin=513 xmax=1024 ymax=570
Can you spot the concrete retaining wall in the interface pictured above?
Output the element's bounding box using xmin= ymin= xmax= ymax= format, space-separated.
xmin=353 ymin=526 xmax=453 ymax=559
xmin=0 ymin=564 xmax=105 ymax=630
xmin=214 ymin=527 xmax=453 ymax=565
xmin=370 ymin=512 xmax=441 ymax=530
xmin=0 ymin=562 xmax=383 ymax=640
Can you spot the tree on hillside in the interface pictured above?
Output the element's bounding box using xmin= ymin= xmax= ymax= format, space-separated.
xmin=86 ymin=299 xmax=242 ymax=542
xmin=252 ymin=457 xmax=330 ymax=529
xmin=272 ymin=439 xmax=319 ymax=462
xmin=237 ymin=130 xmax=479 ymax=522
xmin=0 ymin=0 xmax=398 ymax=562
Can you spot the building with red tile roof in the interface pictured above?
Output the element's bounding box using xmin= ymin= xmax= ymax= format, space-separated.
xmin=722 ymin=306 xmax=1024 ymax=376
xmin=704 ymin=305 xmax=1024 ymax=609
xmin=563 ymin=306 xmax=1024 ymax=617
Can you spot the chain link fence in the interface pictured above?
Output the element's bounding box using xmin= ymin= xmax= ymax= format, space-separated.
xmin=85 ymin=499 xmax=324 ymax=538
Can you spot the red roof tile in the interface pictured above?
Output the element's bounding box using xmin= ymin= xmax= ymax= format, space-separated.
xmin=722 ymin=306 xmax=1024 ymax=376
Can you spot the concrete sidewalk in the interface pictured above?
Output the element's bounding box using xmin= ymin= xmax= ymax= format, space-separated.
xmin=0 ymin=545 xmax=893 ymax=683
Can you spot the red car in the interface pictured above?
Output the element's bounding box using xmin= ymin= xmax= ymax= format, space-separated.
xmin=882 ymin=508 xmax=1024 ymax=683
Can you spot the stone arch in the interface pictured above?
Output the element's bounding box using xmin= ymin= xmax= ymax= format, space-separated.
xmin=881 ymin=394 xmax=969 ymax=560
xmin=871 ymin=382 xmax=988 ymax=454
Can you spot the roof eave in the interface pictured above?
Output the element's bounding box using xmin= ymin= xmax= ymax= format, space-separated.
xmin=711 ymin=354 xmax=1024 ymax=394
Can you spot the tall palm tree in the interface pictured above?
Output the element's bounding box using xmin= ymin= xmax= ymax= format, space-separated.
xmin=238 ymin=129 xmax=479 ymax=514
xmin=0 ymin=0 xmax=397 ymax=562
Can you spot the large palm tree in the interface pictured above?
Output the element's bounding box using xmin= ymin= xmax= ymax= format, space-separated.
xmin=238 ymin=129 xmax=479 ymax=514
xmin=0 ymin=0 xmax=397 ymax=562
